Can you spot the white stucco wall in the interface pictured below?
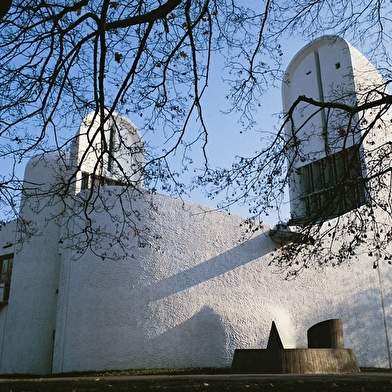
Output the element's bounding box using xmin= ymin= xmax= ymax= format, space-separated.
xmin=0 ymin=154 xmax=64 ymax=374
xmin=49 ymin=188 xmax=392 ymax=373
xmin=0 ymin=220 xmax=17 ymax=371
xmin=0 ymin=158 xmax=391 ymax=374
xmin=282 ymin=36 xmax=387 ymax=153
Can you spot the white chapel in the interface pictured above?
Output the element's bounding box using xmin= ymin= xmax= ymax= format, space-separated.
xmin=0 ymin=36 xmax=391 ymax=374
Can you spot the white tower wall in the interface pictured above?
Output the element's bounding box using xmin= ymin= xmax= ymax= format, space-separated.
xmin=0 ymin=154 xmax=63 ymax=374
xmin=282 ymin=36 xmax=391 ymax=224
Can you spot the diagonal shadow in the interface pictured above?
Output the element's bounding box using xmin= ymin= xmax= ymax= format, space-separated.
xmin=141 ymin=232 xmax=276 ymax=301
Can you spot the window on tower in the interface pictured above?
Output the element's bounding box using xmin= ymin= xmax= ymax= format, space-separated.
xmin=80 ymin=172 xmax=126 ymax=190
xmin=290 ymin=145 xmax=366 ymax=225
xmin=0 ymin=254 xmax=13 ymax=304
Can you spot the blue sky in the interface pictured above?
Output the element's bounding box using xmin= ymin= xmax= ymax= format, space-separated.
xmin=0 ymin=31 xmax=303 ymax=225
xmin=139 ymin=34 xmax=310 ymax=225
xmin=2 ymin=5 xmax=387 ymax=226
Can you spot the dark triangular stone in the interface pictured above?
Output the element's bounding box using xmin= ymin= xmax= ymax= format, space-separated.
xmin=267 ymin=321 xmax=284 ymax=349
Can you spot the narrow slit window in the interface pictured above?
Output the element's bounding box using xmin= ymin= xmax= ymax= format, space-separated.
xmin=0 ymin=254 xmax=13 ymax=304
xmin=107 ymin=126 xmax=116 ymax=172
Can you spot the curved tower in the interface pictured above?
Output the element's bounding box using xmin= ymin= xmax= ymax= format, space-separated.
xmin=71 ymin=111 xmax=145 ymax=193
xmin=282 ymin=36 xmax=391 ymax=224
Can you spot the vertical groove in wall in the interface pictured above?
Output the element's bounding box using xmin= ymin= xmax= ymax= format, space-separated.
xmin=55 ymin=220 xmax=74 ymax=374
xmin=0 ymin=306 xmax=9 ymax=373
xmin=377 ymin=266 xmax=392 ymax=368
xmin=50 ymin=329 xmax=56 ymax=374
xmin=60 ymin=252 xmax=72 ymax=373
xmin=314 ymin=50 xmax=330 ymax=155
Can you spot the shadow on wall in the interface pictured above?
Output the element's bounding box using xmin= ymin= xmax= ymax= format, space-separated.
xmin=132 ymin=233 xmax=275 ymax=368
xmin=147 ymin=306 xmax=227 ymax=368
xmin=56 ymin=227 xmax=276 ymax=372
xmin=141 ymin=232 xmax=275 ymax=302
xmin=344 ymin=287 xmax=391 ymax=367
xmin=140 ymin=255 xmax=392 ymax=368
xmin=303 ymin=286 xmax=390 ymax=367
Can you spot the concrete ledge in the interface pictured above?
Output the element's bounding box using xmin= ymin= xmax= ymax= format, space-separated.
xmin=232 ymin=348 xmax=360 ymax=374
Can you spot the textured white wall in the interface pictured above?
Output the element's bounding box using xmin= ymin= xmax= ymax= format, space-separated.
xmin=0 ymin=220 xmax=17 ymax=372
xmin=50 ymin=189 xmax=392 ymax=373
xmin=282 ymin=35 xmax=391 ymax=154
xmin=0 ymin=166 xmax=391 ymax=374
xmin=0 ymin=154 xmax=63 ymax=374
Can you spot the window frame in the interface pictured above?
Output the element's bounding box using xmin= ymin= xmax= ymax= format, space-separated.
xmin=0 ymin=253 xmax=13 ymax=304
xmin=291 ymin=145 xmax=366 ymax=225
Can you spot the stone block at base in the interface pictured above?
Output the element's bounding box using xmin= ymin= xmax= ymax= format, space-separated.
xmin=231 ymin=348 xmax=360 ymax=374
